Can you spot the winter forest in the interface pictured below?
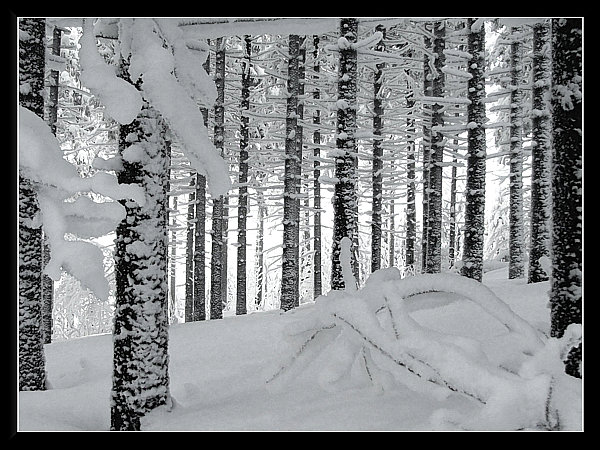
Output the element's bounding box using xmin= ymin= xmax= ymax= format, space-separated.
xmin=17 ymin=17 xmax=582 ymax=432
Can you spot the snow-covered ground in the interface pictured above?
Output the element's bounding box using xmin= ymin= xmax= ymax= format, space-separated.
xmin=18 ymin=266 xmax=582 ymax=431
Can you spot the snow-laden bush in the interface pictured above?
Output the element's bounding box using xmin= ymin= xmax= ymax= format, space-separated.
xmin=266 ymin=264 xmax=581 ymax=430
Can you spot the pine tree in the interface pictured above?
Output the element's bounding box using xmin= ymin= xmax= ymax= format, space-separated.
xmin=312 ymin=35 xmax=323 ymax=299
xmin=371 ymin=25 xmax=385 ymax=273
xmin=425 ymin=20 xmax=446 ymax=274
xmin=508 ymin=26 xmax=525 ymax=279
xmin=19 ymin=17 xmax=47 ymax=391
xmin=111 ymin=56 xmax=171 ymax=431
xmin=210 ymin=37 xmax=226 ymax=320
xmin=421 ymin=33 xmax=432 ymax=272
xmin=461 ymin=18 xmax=487 ymax=282
xmin=281 ymin=34 xmax=302 ymax=310
xmin=549 ymin=18 xmax=582 ymax=378
xmin=331 ymin=18 xmax=359 ymax=290
xmin=236 ymin=35 xmax=252 ymax=316
xmin=527 ymin=21 xmax=552 ymax=284
xmin=404 ymin=52 xmax=417 ymax=269
xmin=185 ymin=177 xmax=195 ymax=322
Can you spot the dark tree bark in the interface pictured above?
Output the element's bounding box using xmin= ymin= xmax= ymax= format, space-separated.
xmin=185 ymin=178 xmax=195 ymax=322
xmin=210 ymin=37 xmax=226 ymax=320
xmin=528 ymin=22 xmax=552 ymax=284
xmin=111 ymin=57 xmax=171 ymax=431
xmin=508 ymin=27 xmax=525 ymax=279
xmin=169 ymin=195 xmax=178 ymax=320
xmin=549 ymin=18 xmax=582 ymax=378
xmin=193 ymin=48 xmax=210 ymax=321
xmin=371 ymin=25 xmax=385 ymax=273
xmin=236 ymin=35 xmax=252 ymax=316
xmin=331 ymin=18 xmax=359 ymax=290
xmin=41 ymin=26 xmax=64 ymax=344
xmin=461 ymin=18 xmax=487 ymax=282
xmin=405 ymin=60 xmax=416 ymax=269
xmin=425 ymin=21 xmax=446 ymax=274
xmin=19 ymin=17 xmax=46 ymax=392
xmin=312 ymin=35 xmax=323 ymax=300
xmin=281 ymin=34 xmax=301 ymax=310
xmin=421 ymin=34 xmax=432 ymax=273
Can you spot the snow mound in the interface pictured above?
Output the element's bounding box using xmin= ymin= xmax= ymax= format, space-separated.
xmin=266 ymin=270 xmax=581 ymax=430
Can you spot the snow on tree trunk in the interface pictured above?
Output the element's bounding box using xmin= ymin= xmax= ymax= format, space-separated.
xmin=19 ymin=17 xmax=47 ymax=391
xmin=111 ymin=59 xmax=171 ymax=431
xmin=421 ymin=34 xmax=432 ymax=273
xmin=281 ymin=34 xmax=302 ymax=311
xmin=312 ymin=35 xmax=323 ymax=300
xmin=405 ymin=75 xmax=416 ymax=269
xmin=425 ymin=21 xmax=445 ymax=274
xmin=528 ymin=22 xmax=552 ymax=284
xmin=237 ymin=35 xmax=252 ymax=316
xmin=448 ymin=156 xmax=458 ymax=269
xmin=194 ymin=173 xmax=206 ymax=321
xmin=461 ymin=18 xmax=487 ymax=283
xmin=169 ymin=195 xmax=178 ymax=321
xmin=508 ymin=27 xmax=525 ymax=280
xmin=41 ymin=25 xmax=63 ymax=344
xmin=185 ymin=177 xmax=195 ymax=322
xmin=331 ymin=18 xmax=359 ymax=291
xmin=371 ymin=25 xmax=385 ymax=274
xmin=550 ymin=18 xmax=582 ymax=378
xmin=210 ymin=37 xmax=226 ymax=320
xmin=255 ymin=188 xmax=265 ymax=308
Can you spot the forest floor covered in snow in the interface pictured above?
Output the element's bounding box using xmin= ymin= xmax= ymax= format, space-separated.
xmin=18 ymin=266 xmax=583 ymax=432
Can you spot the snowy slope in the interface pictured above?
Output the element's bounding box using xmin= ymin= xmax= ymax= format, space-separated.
xmin=18 ymin=267 xmax=582 ymax=431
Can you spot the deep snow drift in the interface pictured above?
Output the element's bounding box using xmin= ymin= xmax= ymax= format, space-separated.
xmin=18 ymin=267 xmax=582 ymax=431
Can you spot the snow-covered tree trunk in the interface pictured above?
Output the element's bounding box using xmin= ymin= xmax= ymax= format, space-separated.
xmin=421 ymin=34 xmax=432 ymax=272
xmin=281 ymin=34 xmax=301 ymax=311
xmin=169 ymin=195 xmax=178 ymax=320
xmin=331 ymin=18 xmax=359 ymax=290
xmin=508 ymin=27 xmax=525 ymax=279
xmin=371 ymin=25 xmax=385 ymax=273
xmin=111 ymin=58 xmax=171 ymax=431
xmin=312 ymin=35 xmax=323 ymax=300
xmin=528 ymin=22 xmax=552 ymax=284
xmin=185 ymin=177 xmax=195 ymax=322
xmin=405 ymin=75 xmax=416 ymax=269
xmin=255 ymin=189 xmax=265 ymax=308
xmin=448 ymin=155 xmax=458 ymax=269
xmin=425 ymin=21 xmax=446 ymax=274
xmin=19 ymin=17 xmax=47 ymax=391
xmin=193 ymin=46 xmax=210 ymax=321
xmin=41 ymin=25 xmax=64 ymax=344
xmin=210 ymin=37 xmax=226 ymax=320
xmin=461 ymin=18 xmax=487 ymax=282
xmin=550 ymin=18 xmax=582 ymax=378
xmin=236 ymin=35 xmax=252 ymax=316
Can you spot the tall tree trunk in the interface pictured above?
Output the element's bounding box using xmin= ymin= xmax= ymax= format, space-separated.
xmin=281 ymin=34 xmax=301 ymax=311
xmin=550 ymin=18 xmax=582 ymax=378
xmin=298 ymin=39 xmax=310 ymax=301
xmin=421 ymin=34 xmax=432 ymax=273
xmin=461 ymin=18 xmax=487 ymax=282
xmin=528 ymin=22 xmax=552 ymax=284
xmin=371 ymin=25 xmax=385 ymax=273
xmin=111 ymin=58 xmax=171 ymax=431
xmin=169 ymin=195 xmax=178 ymax=320
xmin=331 ymin=18 xmax=359 ymax=290
xmin=193 ymin=48 xmax=210 ymax=321
xmin=508 ymin=27 xmax=525 ymax=279
xmin=19 ymin=17 xmax=46 ymax=392
xmin=41 ymin=25 xmax=63 ymax=344
xmin=388 ymin=157 xmax=396 ymax=269
xmin=236 ymin=35 xmax=252 ymax=316
xmin=185 ymin=179 xmax=195 ymax=322
xmin=312 ymin=35 xmax=323 ymax=300
xmin=425 ymin=21 xmax=446 ymax=274
xmin=210 ymin=37 xmax=226 ymax=320
xmin=405 ymin=70 xmax=416 ymax=269
xmin=448 ymin=153 xmax=458 ymax=269
xmin=255 ymin=189 xmax=265 ymax=308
